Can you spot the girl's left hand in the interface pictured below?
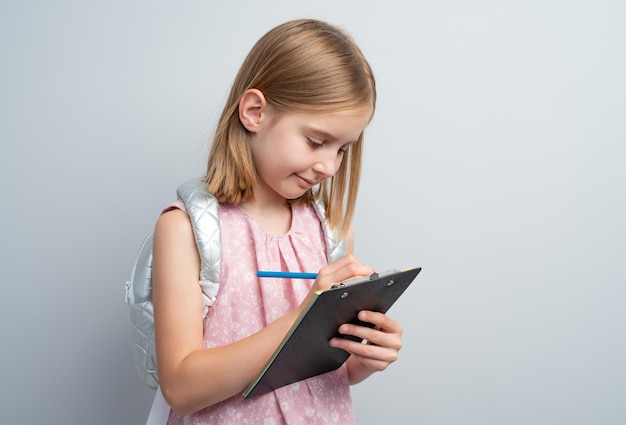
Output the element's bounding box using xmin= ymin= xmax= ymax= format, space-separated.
xmin=330 ymin=310 xmax=403 ymax=384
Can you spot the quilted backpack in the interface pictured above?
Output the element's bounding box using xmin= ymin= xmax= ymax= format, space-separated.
xmin=125 ymin=178 xmax=346 ymax=389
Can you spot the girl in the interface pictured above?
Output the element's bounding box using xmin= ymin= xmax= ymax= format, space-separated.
xmin=151 ymin=19 xmax=404 ymax=424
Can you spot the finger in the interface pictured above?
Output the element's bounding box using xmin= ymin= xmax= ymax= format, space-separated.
xmin=330 ymin=336 xmax=399 ymax=366
xmin=356 ymin=310 xmax=403 ymax=336
xmin=337 ymin=322 xmax=402 ymax=351
xmin=315 ymin=255 xmax=375 ymax=290
xmin=325 ymin=254 xmax=374 ymax=278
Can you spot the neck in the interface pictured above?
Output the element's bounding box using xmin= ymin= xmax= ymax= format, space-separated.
xmin=239 ymin=183 xmax=292 ymax=236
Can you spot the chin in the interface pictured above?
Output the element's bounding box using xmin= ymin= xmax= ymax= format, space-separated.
xmin=272 ymin=182 xmax=311 ymax=201
xmin=282 ymin=189 xmax=309 ymax=201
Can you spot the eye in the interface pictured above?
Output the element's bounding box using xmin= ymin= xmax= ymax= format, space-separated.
xmin=306 ymin=137 xmax=323 ymax=148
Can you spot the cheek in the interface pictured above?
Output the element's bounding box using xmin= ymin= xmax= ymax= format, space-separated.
xmin=255 ymin=144 xmax=302 ymax=176
xmin=273 ymin=141 xmax=310 ymax=168
xmin=333 ymin=154 xmax=345 ymax=173
xmin=254 ymin=126 xmax=310 ymax=172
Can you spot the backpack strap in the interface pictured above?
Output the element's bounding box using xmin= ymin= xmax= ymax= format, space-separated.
xmin=176 ymin=178 xmax=222 ymax=314
xmin=312 ymin=194 xmax=346 ymax=263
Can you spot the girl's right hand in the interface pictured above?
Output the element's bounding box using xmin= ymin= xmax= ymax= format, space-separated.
xmin=309 ymin=254 xmax=375 ymax=294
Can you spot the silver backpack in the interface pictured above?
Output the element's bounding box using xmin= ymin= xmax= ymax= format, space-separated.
xmin=125 ymin=178 xmax=345 ymax=388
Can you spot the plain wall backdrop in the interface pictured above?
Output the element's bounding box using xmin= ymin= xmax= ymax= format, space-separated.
xmin=1 ymin=1 xmax=624 ymax=424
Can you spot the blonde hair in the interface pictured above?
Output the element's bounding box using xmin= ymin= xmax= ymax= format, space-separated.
xmin=204 ymin=19 xmax=376 ymax=238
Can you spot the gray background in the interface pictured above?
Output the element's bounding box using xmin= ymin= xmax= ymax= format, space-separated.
xmin=1 ymin=1 xmax=624 ymax=424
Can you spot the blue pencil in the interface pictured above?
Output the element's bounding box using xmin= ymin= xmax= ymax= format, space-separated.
xmin=257 ymin=271 xmax=318 ymax=279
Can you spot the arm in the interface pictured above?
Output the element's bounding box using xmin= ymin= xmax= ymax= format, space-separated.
xmin=152 ymin=211 xmax=375 ymax=414
xmin=152 ymin=210 xmax=303 ymax=414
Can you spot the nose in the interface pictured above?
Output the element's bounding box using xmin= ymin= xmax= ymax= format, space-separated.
xmin=312 ymin=150 xmax=341 ymax=179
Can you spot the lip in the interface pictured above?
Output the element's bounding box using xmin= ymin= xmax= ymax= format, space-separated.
xmin=295 ymin=174 xmax=317 ymax=187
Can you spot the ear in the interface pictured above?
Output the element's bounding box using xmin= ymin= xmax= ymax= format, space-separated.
xmin=239 ymin=89 xmax=267 ymax=133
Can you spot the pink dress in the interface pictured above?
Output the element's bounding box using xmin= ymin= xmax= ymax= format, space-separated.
xmin=166 ymin=202 xmax=355 ymax=424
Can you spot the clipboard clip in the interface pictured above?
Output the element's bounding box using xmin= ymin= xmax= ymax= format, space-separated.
xmin=331 ymin=272 xmax=379 ymax=289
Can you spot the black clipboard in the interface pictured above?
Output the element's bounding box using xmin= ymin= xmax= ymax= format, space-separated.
xmin=243 ymin=267 xmax=422 ymax=399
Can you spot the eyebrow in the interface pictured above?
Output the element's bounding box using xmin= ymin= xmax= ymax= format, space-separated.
xmin=308 ymin=127 xmax=336 ymax=141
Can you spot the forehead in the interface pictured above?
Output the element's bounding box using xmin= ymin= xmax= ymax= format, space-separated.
xmin=278 ymin=107 xmax=373 ymax=141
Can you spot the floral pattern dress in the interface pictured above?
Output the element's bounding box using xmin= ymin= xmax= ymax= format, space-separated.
xmin=166 ymin=202 xmax=355 ymax=425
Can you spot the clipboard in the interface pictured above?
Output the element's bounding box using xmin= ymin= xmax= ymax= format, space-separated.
xmin=243 ymin=267 xmax=422 ymax=399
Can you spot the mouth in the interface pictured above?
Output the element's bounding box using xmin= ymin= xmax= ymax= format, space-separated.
xmin=295 ymin=174 xmax=317 ymax=187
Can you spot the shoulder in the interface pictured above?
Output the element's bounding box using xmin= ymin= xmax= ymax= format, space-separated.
xmin=152 ymin=207 xmax=201 ymax=280
xmin=156 ymin=207 xmax=191 ymax=230
xmin=154 ymin=208 xmax=195 ymax=249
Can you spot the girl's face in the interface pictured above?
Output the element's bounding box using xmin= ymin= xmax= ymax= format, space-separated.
xmin=248 ymin=107 xmax=372 ymax=203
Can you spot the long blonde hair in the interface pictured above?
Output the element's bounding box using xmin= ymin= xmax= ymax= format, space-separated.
xmin=204 ymin=19 xmax=376 ymax=238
